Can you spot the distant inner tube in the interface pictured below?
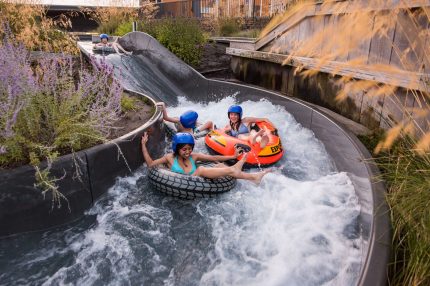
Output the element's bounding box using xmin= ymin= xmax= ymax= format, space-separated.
xmin=92 ymin=45 xmax=116 ymax=53
xmin=164 ymin=121 xmax=209 ymax=139
xmin=148 ymin=163 xmax=237 ymax=199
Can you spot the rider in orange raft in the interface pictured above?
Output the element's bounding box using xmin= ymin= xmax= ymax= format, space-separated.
xmin=225 ymin=105 xmax=273 ymax=149
xmin=205 ymin=104 xmax=283 ymax=166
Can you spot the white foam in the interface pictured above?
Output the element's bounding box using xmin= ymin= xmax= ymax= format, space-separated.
xmin=169 ymin=96 xmax=361 ymax=285
xmin=198 ymin=172 xmax=361 ymax=286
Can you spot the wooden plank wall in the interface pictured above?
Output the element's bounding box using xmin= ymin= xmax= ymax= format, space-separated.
xmin=265 ymin=5 xmax=429 ymax=73
xmin=258 ymin=3 xmax=429 ymax=131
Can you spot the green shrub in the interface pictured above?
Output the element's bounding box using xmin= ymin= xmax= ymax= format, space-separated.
xmin=141 ymin=18 xmax=207 ymax=66
xmin=231 ymin=29 xmax=261 ymax=38
xmin=139 ymin=20 xmax=158 ymax=38
xmin=115 ymin=21 xmax=133 ymax=36
xmin=120 ymin=93 xmax=139 ymax=112
xmin=218 ymin=18 xmax=241 ymax=36
xmin=97 ymin=19 xmax=123 ymax=36
xmin=1 ymin=34 xmax=123 ymax=206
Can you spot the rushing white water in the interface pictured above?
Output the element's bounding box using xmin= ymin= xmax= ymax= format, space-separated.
xmin=0 ymin=96 xmax=362 ymax=286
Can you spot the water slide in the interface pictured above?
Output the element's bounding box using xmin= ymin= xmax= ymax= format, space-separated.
xmin=71 ymin=32 xmax=388 ymax=285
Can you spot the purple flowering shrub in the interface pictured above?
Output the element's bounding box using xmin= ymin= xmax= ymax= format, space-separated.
xmin=0 ymin=34 xmax=123 ymax=169
xmin=0 ymin=34 xmax=33 ymax=159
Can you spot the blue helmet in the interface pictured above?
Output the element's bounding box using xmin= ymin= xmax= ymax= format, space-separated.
xmin=228 ymin=105 xmax=243 ymax=118
xmin=100 ymin=33 xmax=109 ymax=40
xmin=180 ymin=110 xmax=198 ymax=128
xmin=172 ymin=132 xmax=195 ymax=152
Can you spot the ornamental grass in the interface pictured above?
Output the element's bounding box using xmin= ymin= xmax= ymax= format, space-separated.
xmin=360 ymin=133 xmax=430 ymax=286
xmin=0 ymin=0 xmax=78 ymax=54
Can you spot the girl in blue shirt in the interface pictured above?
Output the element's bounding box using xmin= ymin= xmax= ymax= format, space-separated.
xmin=225 ymin=105 xmax=273 ymax=149
xmin=141 ymin=132 xmax=271 ymax=185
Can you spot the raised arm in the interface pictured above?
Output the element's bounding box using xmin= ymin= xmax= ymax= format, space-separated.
xmin=141 ymin=132 xmax=169 ymax=168
xmin=156 ymin=102 xmax=179 ymax=123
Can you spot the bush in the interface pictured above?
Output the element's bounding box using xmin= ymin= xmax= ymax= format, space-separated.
xmin=141 ymin=18 xmax=206 ymax=66
xmin=232 ymin=29 xmax=261 ymax=38
xmin=115 ymin=21 xmax=133 ymax=36
xmin=218 ymin=18 xmax=241 ymax=36
xmin=0 ymin=32 xmax=123 ymax=205
xmin=121 ymin=93 xmax=139 ymax=112
xmin=87 ymin=7 xmax=138 ymax=35
xmin=88 ymin=4 xmax=158 ymax=36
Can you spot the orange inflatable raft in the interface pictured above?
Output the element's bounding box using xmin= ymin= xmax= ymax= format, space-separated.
xmin=205 ymin=121 xmax=284 ymax=166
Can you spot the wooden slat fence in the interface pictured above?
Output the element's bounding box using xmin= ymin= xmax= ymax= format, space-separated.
xmin=154 ymin=0 xmax=299 ymax=18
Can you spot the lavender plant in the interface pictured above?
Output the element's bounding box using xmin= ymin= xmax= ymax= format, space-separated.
xmin=0 ymin=33 xmax=34 ymax=158
xmin=0 ymin=30 xmax=123 ymax=207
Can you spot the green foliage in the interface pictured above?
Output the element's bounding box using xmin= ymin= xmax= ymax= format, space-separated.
xmin=357 ymin=132 xmax=384 ymax=154
xmin=218 ymin=18 xmax=241 ymax=36
xmin=0 ymin=32 xmax=124 ymax=207
xmin=359 ymin=133 xmax=430 ymax=286
xmin=230 ymin=29 xmax=261 ymax=38
xmin=1 ymin=81 xmax=106 ymax=168
xmin=139 ymin=20 xmax=157 ymax=38
xmin=90 ymin=4 xmax=158 ymax=36
xmin=114 ymin=21 xmax=133 ymax=36
xmin=92 ymin=6 xmax=138 ymax=36
xmin=141 ymin=18 xmax=207 ymax=66
xmin=97 ymin=19 xmax=123 ymax=36
xmin=31 ymin=151 xmax=70 ymax=210
xmin=120 ymin=93 xmax=139 ymax=112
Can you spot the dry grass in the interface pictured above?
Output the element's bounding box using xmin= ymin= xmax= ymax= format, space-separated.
xmin=0 ymin=0 xmax=78 ymax=54
xmin=82 ymin=0 xmax=158 ymax=35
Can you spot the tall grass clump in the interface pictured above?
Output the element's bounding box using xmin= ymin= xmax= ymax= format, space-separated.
xmin=0 ymin=30 xmax=123 ymax=207
xmin=85 ymin=0 xmax=158 ymax=36
xmin=359 ymin=133 xmax=430 ymax=285
xmin=382 ymin=140 xmax=430 ymax=286
xmin=218 ymin=17 xmax=242 ymax=36
xmin=115 ymin=21 xmax=133 ymax=36
xmin=141 ymin=18 xmax=206 ymax=66
xmin=87 ymin=6 xmax=138 ymax=35
xmin=0 ymin=0 xmax=78 ymax=54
